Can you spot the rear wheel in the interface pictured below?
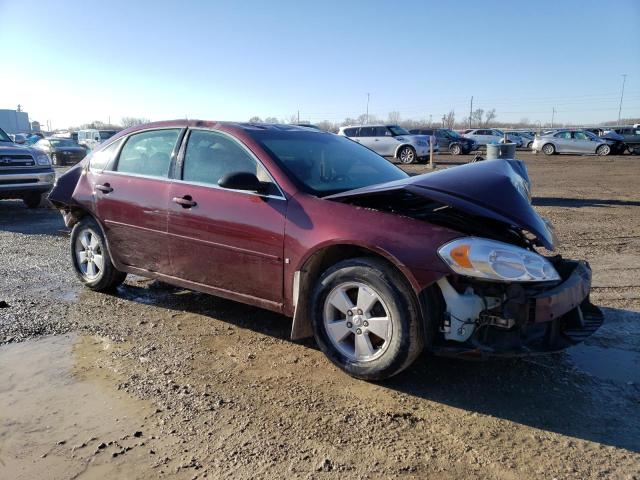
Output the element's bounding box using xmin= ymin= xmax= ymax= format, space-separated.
xmin=23 ymin=193 xmax=42 ymax=209
xmin=596 ymin=144 xmax=611 ymax=156
xmin=311 ymin=257 xmax=423 ymax=380
xmin=542 ymin=143 xmax=555 ymax=155
xmin=450 ymin=143 xmax=462 ymax=155
xmin=526 ymin=141 xmax=533 ymax=149
xmin=397 ymin=146 xmax=416 ymax=164
xmin=70 ymin=217 xmax=126 ymax=291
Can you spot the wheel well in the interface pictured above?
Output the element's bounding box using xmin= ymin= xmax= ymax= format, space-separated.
xmin=290 ymin=245 xmax=417 ymax=340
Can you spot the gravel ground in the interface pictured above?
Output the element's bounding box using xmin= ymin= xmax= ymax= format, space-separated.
xmin=1 ymin=152 xmax=639 ymax=479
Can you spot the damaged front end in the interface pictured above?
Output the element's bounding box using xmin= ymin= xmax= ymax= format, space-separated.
xmin=327 ymin=159 xmax=603 ymax=357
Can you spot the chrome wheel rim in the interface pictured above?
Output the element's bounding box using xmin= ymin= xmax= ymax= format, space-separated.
xmin=75 ymin=229 xmax=104 ymax=280
xmin=598 ymin=145 xmax=610 ymax=156
xmin=323 ymin=282 xmax=392 ymax=362
xmin=451 ymin=145 xmax=461 ymax=155
xmin=399 ymin=148 xmax=414 ymax=163
xmin=543 ymin=144 xmax=554 ymax=155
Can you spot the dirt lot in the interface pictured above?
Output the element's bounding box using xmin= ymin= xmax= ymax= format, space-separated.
xmin=1 ymin=152 xmax=639 ymax=479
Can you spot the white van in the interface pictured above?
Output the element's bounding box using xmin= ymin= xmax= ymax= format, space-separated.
xmin=77 ymin=129 xmax=117 ymax=149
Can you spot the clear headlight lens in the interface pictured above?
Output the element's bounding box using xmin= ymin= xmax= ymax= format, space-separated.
xmin=35 ymin=151 xmax=51 ymax=166
xmin=438 ymin=237 xmax=560 ymax=282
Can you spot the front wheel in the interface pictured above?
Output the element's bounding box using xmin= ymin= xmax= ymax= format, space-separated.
xmin=596 ymin=144 xmax=611 ymax=156
xmin=70 ymin=217 xmax=126 ymax=291
xmin=542 ymin=143 xmax=555 ymax=155
xmin=311 ymin=257 xmax=423 ymax=380
xmin=450 ymin=143 xmax=462 ymax=155
xmin=397 ymin=146 xmax=416 ymax=164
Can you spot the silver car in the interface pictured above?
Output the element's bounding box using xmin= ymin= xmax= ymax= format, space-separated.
xmin=463 ymin=128 xmax=523 ymax=147
xmin=505 ymin=131 xmax=534 ymax=149
xmin=338 ymin=125 xmax=435 ymax=164
xmin=531 ymin=130 xmax=613 ymax=156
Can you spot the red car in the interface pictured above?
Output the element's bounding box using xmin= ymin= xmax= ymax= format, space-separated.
xmin=49 ymin=121 xmax=602 ymax=380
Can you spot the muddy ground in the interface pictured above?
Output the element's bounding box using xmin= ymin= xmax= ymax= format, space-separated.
xmin=1 ymin=152 xmax=639 ymax=479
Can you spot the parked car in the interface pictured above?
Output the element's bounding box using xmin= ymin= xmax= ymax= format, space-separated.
xmin=48 ymin=121 xmax=602 ymax=380
xmin=0 ymin=127 xmax=55 ymax=208
xmin=338 ymin=124 xmax=434 ymax=164
xmin=77 ymin=129 xmax=117 ymax=149
xmin=611 ymin=126 xmax=640 ymax=151
xmin=505 ymin=131 xmax=534 ymax=148
xmin=463 ymin=129 xmax=523 ymax=147
xmin=531 ymin=130 xmax=614 ymax=155
xmin=34 ymin=137 xmax=88 ymax=166
xmin=408 ymin=128 xmax=477 ymax=155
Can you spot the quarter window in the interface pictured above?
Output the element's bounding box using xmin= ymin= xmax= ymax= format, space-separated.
xmin=343 ymin=128 xmax=358 ymax=137
xmin=182 ymin=130 xmax=272 ymax=188
xmin=116 ymin=129 xmax=180 ymax=178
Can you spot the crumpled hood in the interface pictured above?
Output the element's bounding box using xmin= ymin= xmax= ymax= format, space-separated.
xmin=326 ymin=159 xmax=557 ymax=250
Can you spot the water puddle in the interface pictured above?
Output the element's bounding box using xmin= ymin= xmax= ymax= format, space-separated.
xmin=0 ymin=334 xmax=168 ymax=479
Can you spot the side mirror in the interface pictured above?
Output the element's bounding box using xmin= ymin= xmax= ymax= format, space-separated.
xmin=218 ymin=171 xmax=263 ymax=192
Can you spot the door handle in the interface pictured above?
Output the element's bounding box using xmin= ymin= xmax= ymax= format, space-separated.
xmin=95 ymin=183 xmax=113 ymax=193
xmin=172 ymin=195 xmax=197 ymax=208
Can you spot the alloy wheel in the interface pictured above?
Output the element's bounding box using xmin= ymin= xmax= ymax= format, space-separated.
xmin=75 ymin=230 xmax=104 ymax=280
xmin=450 ymin=144 xmax=461 ymax=155
xmin=399 ymin=147 xmax=415 ymax=164
xmin=323 ymin=282 xmax=392 ymax=362
xmin=542 ymin=144 xmax=555 ymax=155
xmin=597 ymin=144 xmax=611 ymax=156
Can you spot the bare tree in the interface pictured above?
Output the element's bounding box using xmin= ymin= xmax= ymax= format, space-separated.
xmin=121 ymin=117 xmax=150 ymax=128
xmin=444 ymin=111 xmax=455 ymax=129
xmin=248 ymin=116 xmax=263 ymax=123
xmin=387 ymin=111 xmax=401 ymax=124
xmin=483 ymin=109 xmax=497 ymax=127
xmin=286 ymin=114 xmax=298 ymax=124
xmin=264 ymin=117 xmax=279 ymax=124
xmin=471 ymin=108 xmax=484 ymax=127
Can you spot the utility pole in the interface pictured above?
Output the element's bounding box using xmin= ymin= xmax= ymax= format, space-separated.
xmin=297 ymin=110 xmax=300 ymax=123
xmin=365 ymin=93 xmax=370 ymax=125
xmin=469 ymin=96 xmax=473 ymax=128
xmin=429 ymin=114 xmax=432 ymax=127
xmin=617 ymin=74 xmax=627 ymax=126
xmin=551 ymin=107 xmax=556 ymax=128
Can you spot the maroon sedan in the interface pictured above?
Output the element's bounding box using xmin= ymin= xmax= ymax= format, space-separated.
xmin=49 ymin=121 xmax=602 ymax=380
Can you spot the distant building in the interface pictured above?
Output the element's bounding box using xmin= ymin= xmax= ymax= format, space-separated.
xmin=0 ymin=109 xmax=31 ymax=134
xmin=31 ymin=120 xmax=41 ymax=132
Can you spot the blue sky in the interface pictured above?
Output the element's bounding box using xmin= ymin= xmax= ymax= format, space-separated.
xmin=1 ymin=0 xmax=639 ymax=128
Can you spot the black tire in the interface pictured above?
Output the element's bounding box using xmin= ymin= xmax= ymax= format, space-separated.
xmin=526 ymin=141 xmax=533 ymax=149
xmin=397 ymin=146 xmax=416 ymax=164
xmin=70 ymin=217 xmax=126 ymax=291
xmin=596 ymin=144 xmax=611 ymax=156
xmin=542 ymin=143 xmax=555 ymax=155
xmin=450 ymin=143 xmax=462 ymax=155
xmin=311 ymin=257 xmax=423 ymax=380
xmin=23 ymin=193 xmax=42 ymax=208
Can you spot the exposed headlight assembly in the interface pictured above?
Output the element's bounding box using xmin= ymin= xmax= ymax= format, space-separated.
xmin=438 ymin=237 xmax=560 ymax=282
xmin=34 ymin=151 xmax=51 ymax=166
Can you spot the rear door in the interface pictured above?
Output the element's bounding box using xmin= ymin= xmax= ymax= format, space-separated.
xmin=93 ymin=128 xmax=182 ymax=273
xmin=357 ymin=127 xmax=377 ymax=152
xmin=553 ymin=131 xmax=572 ymax=152
xmin=167 ymin=129 xmax=287 ymax=304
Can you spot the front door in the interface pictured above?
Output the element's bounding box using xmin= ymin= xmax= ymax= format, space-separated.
xmin=571 ymin=131 xmax=593 ymax=153
xmin=94 ymin=128 xmax=182 ymax=273
xmin=167 ymin=129 xmax=287 ymax=304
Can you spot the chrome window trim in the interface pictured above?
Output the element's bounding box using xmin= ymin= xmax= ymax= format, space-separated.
xmin=177 ymin=127 xmax=287 ymax=201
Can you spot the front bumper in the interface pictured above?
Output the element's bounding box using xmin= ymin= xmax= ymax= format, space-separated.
xmin=434 ymin=260 xmax=603 ymax=358
xmin=0 ymin=169 xmax=56 ymax=198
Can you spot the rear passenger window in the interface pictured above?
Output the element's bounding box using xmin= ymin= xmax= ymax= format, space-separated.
xmin=182 ymin=130 xmax=272 ymax=188
xmin=116 ymin=129 xmax=180 ymax=178
xmin=90 ymin=137 xmax=125 ymax=171
xmin=359 ymin=127 xmax=375 ymax=137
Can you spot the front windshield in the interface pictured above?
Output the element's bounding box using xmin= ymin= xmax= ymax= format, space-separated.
xmin=248 ymin=130 xmax=408 ymax=196
xmin=388 ymin=125 xmax=410 ymax=136
xmin=99 ymin=131 xmax=116 ymax=140
xmin=442 ymin=129 xmax=460 ymax=138
xmin=50 ymin=139 xmax=78 ymax=147
xmin=0 ymin=128 xmax=12 ymax=142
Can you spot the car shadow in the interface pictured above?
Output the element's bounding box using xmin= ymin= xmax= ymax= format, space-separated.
xmin=0 ymin=200 xmax=67 ymax=236
xmin=533 ymin=197 xmax=640 ymax=208
xmin=118 ymin=282 xmax=640 ymax=453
